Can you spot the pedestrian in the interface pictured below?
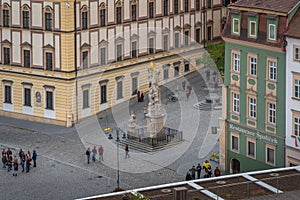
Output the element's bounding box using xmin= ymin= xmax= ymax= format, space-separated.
xmin=13 ymin=155 xmax=18 ymax=176
xmin=86 ymin=148 xmax=91 ymax=164
xmin=18 ymin=149 xmax=23 ymax=161
xmin=27 ymin=150 xmax=31 ymax=159
xmin=7 ymin=156 xmax=12 ymax=172
xmin=214 ymin=167 xmax=221 ymax=177
xmin=212 ymin=70 xmax=217 ymax=82
xmin=25 ymin=155 xmax=31 ymax=173
xmin=140 ymin=92 xmax=144 ymax=102
xmin=185 ymin=171 xmax=192 ymax=181
xmin=182 ymin=80 xmax=186 ymax=92
xmin=191 ymin=166 xmax=196 ymax=180
xmin=185 ymin=88 xmax=191 ymax=101
xmin=2 ymin=149 xmax=7 ymax=168
xmin=125 ymin=144 xmax=130 ymax=159
xmin=137 ymin=90 xmax=141 ymax=102
xmin=20 ymin=153 xmax=25 ymax=172
xmin=7 ymin=148 xmax=12 ymax=159
xmin=92 ymin=146 xmax=97 ymax=162
xmin=202 ymin=160 xmax=211 ymax=171
xmin=203 ymin=172 xmax=209 ymax=178
xmin=207 ymin=166 xmax=212 ymax=177
xmin=98 ymin=145 xmax=104 ymax=161
xmin=196 ymin=163 xmax=202 ymax=179
xmin=32 ymin=150 xmax=37 ymax=167
xmin=205 ymin=69 xmax=210 ymax=82
xmin=143 ymin=105 xmax=147 ymax=118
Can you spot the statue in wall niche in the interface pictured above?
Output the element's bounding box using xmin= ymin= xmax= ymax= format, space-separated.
xmin=35 ymin=91 xmax=41 ymax=106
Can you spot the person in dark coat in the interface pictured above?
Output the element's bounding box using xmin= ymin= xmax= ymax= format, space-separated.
xmin=191 ymin=166 xmax=196 ymax=180
xmin=13 ymin=155 xmax=18 ymax=176
xmin=7 ymin=148 xmax=12 ymax=159
xmin=20 ymin=153 xmax=25 ymax=172
xmin=7 ymin=156 xmax=12 ymax=172
xmin=214 ymin=167 xmax=221 ymax=177
xmin=2 ymin=149 xmax=7 ymax=168
xmin=185 ymin=171 xmax=192 ymax=181
xmin=137 ymin=91 xmax=141 ymax=102
xmin=25 ymin=155 xmax=30 ymax=173
xmin=196 ymin=163 xmax=202 ymax=179
xmin=86 ymin=148 xmax=91 ymax=164
xmin=140 ymin=92 xmax=144 ymax=102
xmin=32 ymin=150 xmax=37 ymax=167
xmin=125 ymin=144 xmax=130 ymax=159
xmin=92 ymin=146 xmax=97 ymax=162
xmin=18 ymin=149 xmax=23 ymax=161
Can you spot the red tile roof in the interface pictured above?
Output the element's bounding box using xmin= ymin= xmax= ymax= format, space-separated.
xmin=285 ymin=8 xmax=300 ymax=39
xmin=232 ymin=0 xmax=300 ymax=13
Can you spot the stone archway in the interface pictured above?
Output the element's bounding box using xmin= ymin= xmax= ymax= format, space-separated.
xmin=230 ymin=158 xmax=240 ymax=174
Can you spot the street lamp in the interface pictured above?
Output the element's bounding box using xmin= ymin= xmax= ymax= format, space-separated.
xmin=108 ymin=128 xmax=120 ymax=189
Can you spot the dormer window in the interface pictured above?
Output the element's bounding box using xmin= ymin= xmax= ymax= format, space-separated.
xmin=233 ymin=18 xmax=240 ymax=34
xmin=249 ymin=21 xmax=256 ymax=37
xmin=268 ymin=24 xmax=276 ymax=41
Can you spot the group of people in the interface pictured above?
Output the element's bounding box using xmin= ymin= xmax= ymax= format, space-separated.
xmin=2 ymin=148 xmax=37 ymax=176
xmin=85 ymin=146 xmax=104 ymax=164
xmin=185 ymin=160 xmax=221 ymax=181
xmin=137 ymin=91 xmax=145 ymax=102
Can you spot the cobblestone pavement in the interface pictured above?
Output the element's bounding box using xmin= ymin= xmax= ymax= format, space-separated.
xmin=0 ymin=69 xmax=222 ymax=200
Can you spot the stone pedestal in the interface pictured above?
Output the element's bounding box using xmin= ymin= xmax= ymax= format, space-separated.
xmin=146 ymin=114 xmax=165 ymax=138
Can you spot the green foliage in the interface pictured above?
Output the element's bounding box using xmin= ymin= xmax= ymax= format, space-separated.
xmin=205 ymin=42 xmax=225 ymax=72
xmin=198 ymin=51 xmax=215 ymax=69
xmin=131 ymin=192 xmax=150 ymax=200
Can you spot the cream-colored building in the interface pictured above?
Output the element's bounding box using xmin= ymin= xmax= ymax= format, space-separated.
xmin=0 ymin=0 xmax=225 ymax=127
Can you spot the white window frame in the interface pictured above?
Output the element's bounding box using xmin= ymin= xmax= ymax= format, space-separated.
xmin=163 ymin=68 xmax=169 ymax=80
xmin=294 ymin=78 xmax=300 ymax=99
xmin=269 ymin=61 xmax=277 ymax=81
xmin=233 ymin=53 xmax=240 ymax=72
xmin=268 ymin=103 xmax=276 ymax=125
xmin=233 ymin=18 xmax=240 ymax=34
xmin=250 ymin=57 xmax=257 ymax=76
xmin=247 ymin=137 xmax=256 ymax=159
xmin=231 ymin=132 xmax=239 ymax=153
xmin=249 ymin=97 xmax=256 ymax=119
xmin=232 ymin=93 xmax=240 ymax=114
xmin=249 ymin=21 xmax=256 ymax=37
xmin=295 ymin=46 xmax=300 ymax=61
xmin=294 ymin=116 xmax=300 ymax=137
xmin=268 ymin=24 xmax=276 ymax=41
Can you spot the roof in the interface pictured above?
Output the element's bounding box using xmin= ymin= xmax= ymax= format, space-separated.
xmin=232 ymin=0 xmax=300 ymax=13
xmin=285 ymin=8 xmax=300 ymax=39
xmin=78 ymin=166 xmax=300 ymax=200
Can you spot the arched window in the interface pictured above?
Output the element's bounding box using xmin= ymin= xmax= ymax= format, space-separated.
xmin=81 ymin=5 xmax=89 ymax=30
xmin=99 ymin=3 xmax=106 ymax=27
xmin=21 ymin=4 xmax=30 ymax=29
xmin=44 ymin=6 xmax=53 ymax=31
xmin=2 ymin=3 xmax=10 ymax=27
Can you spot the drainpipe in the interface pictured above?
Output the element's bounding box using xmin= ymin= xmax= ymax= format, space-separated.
xmin=74 ymin=0 xmax=78 ymax=123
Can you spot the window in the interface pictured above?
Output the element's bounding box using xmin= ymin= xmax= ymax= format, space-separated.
xmin=247 ymin=139 xmax=255 ymax=158
xmin=196 ymin=0 xmax=200 ymax=11
xmin=24 ymin=88 xmax=31 ymax=106
xmin=266 ymin=145 xmax=275 ymax=165
xmin=233 ymin=93 xmax=240 ymax=113
xmin=269 ymin=61 xmax=277 ymax=81
xmin=196 ymin=29 xmax=200 ymax=43
xmin=295 ymin=79 xmax=300 ymax=99
xmin=163 ymin=68 xmax=169 ymax=80
xmin=174 ymin=66 xmax=179 ymax=77
xmin=184 ymin=63 xmax=190 ymax=72
xmin=82 ymin=51 xmax=88 ymax=69
xmin=117 ymin=81 xmax=123 ymax=99
xmin=45 ymin=12 xmax=52 ymax=31
xmin=269 ymin=24 xmax=276 ymax=40
xmin=116 ymin=7 xmax=122 ymax=24
xmin=163 ymin=35 xmax=169 ymax=51
xmin=149 ymin=38 xmax=154 ymax=54
xmin=174 ymin=0 xmax=179 ymax=14
xmin=4 ymin=85 xmax=11 ymax=103
xmin=184 ymin=0 xmax=189 ymax=12
xmin=249 ymin=97 xmax=256 ymax=119
xmin=4 ymin=47 xmax=10 ymax=65
xmin=294 ymin=46 xmax=300 ymax=61
xmin=250 ymin=57 xmax=257 ymax=76
xmin=23 ymin=11 xmax=30 ymax=28
xmin=116 ymin=44 xmax=122 ymax=61
xmin=82 ymin=11 xmax=88 ymax=30
xmin=131 ymin=41 xmax=137 ymax=58
xmin=46 ymin=91 xmax=53 ymax=110
xmin=131 ymin=4 xmax=136 ymax=21
xmin=46 ymin=52 xmax=53 ymax=71
xmin=83 ymin=90 xmax=89 ymax=108
xmin=207 ymin=0 xmax=212 ymax=8
xmin=268 ymin=103 xmax=276 ymax=124
xmin=184 ymin=31 xmax=189 ymax=46
xmin=164 ymin=0 xmax=168 ymax=16
xmin=100 ymin=9 xmax=106 ymax=27
xmin=24 ymin=50 xmax=31 ymax=68
xmin=132 ymin=77 xmax=138 ymax=95
xmin=207 ymin=26 xmax=212 ymax=41
xmin=294 ymin=117 xmax=300 ymax=136
xmin=233 ymin=18 xmax=239 ymax=34
xmin=249 ymin=21 xmax=256 ymax=37
xmin=149 ymin=2 xmax=154 ymax=18
xmin=175 ymin=33 xmax=180 ymax=48
xmin=231 ymin=134 xmax=239 ymax=152
xmin=3 ymin=10 xmax=9 ymax=27
xmin=100 ymin=85 xmax=107 ymax=104
xmin=233 ymin=53 xmax=240 ymax=72
xmin=100 ymin=47 xmax=106 ymax=65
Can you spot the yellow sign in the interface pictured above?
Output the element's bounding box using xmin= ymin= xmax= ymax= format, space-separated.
xmin=150 ymin=61 xmax=156 ymax=71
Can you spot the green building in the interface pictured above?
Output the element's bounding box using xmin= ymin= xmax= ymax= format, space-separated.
xmin=219 ymin=0 xmax=300 ymax=173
